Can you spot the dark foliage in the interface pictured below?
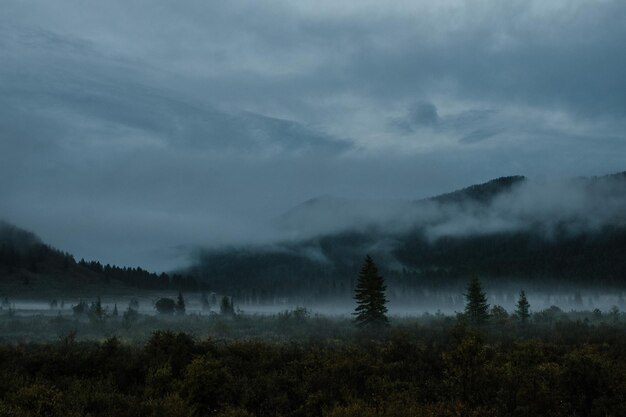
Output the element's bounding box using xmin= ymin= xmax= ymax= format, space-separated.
xmin=155 ymin=298 xmax=176 ymax=315
xmin=189 ymin=225 xmax=626 ymax=303
xmin=394 ymin=226 xmax=626 ymax=286
xmin=1 ymin=319 xmax=626 ymax=417
xmin=0 ymin=221 xmax=206 ymax=291
xmin=353 ymin=255 xmax=388 ymax=327
xmin=464 ymin=275 xmax=489 ymax=325
xmin=516 ymin=290 xmax=530 ymax=323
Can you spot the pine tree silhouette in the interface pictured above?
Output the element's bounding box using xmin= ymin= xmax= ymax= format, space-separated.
xmin=353 ymin=255 xmax=389 ymax=327
xmin=516 ymin=290 xmax=530 ymax=323
xmin=464 ymin=275 xmax=489 ymax=325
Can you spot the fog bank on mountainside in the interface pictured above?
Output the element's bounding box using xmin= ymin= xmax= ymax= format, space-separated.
xmin=191 ymin=173 xmax=626 ymax=298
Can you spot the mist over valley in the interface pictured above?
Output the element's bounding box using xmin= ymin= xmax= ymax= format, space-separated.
xmin=2 ymin=172 xmax=626 ymax=318
xmin=3 ymin=3 xmax=626 ymax=415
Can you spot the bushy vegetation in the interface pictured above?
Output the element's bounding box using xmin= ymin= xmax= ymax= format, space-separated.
xmin=1 ymin=309 xmax=626 ymax=416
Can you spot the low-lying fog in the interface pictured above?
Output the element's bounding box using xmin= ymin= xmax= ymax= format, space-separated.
xmin=2 ymin=289 xmax=624 ymax=318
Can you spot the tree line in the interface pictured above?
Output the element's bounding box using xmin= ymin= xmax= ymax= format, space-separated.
xmin=0 ymin=238 xmax=205 ymax=291
xmin=353 ymin=256 xmax=533 ymax=328
xmin=78 ymin=259 xmax=205 ymax=291
xmin=189 ymin=225 xmax=626 ymax=303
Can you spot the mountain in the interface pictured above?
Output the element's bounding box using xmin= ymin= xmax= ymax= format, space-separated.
xmin=274 ymin=176 xmax=528 ymax=238
xmin=189 ymin=173 xmax=626 ymax=300
xmin=0 ymin=221 xmax=202 ymax=294
xmin=3 ymin=172 xmax=626 ymax=300
xmin=429 ymin=175 xmax=526 ymax=205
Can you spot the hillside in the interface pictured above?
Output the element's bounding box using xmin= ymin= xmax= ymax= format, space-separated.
xmin=0 ymin=221 xmax=202 ymax=295
xmin=190 ymin=173 xmax=626 ymax=300
xmin=3 ymin=172 xmax=626 ymax=300
xmin=429 ymin=175 xmax=526 ymax=205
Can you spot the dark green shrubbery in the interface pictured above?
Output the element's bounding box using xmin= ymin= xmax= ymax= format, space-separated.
xmin=155 ymin=298 xmax=176 ymax=315
xmin=1 ymin=315 xmax=626 ymax=417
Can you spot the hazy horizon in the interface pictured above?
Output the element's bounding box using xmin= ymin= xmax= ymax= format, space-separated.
xmin=2 ymin=1 xmax=626 ymax=270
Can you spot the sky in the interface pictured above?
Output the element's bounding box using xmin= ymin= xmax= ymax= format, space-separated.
xmin=1 ymin=0 xmax=625 ymax=270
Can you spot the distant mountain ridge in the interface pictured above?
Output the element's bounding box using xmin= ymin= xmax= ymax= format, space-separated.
xmin=429 ymin=175 xmax=526 ymax=205
xmin=2 ymin=172 xmax=626 ymax=299
xmin=275 ymin=176 xmax=530 ymax=238
xmin=191 ymin=172 xmax=626 ymax=300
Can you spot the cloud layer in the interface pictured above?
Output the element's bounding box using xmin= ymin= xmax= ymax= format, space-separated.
xmin=1 ymin=0 xmax=625 ymax=270
xmin=275 ymin=175 xmax=626 ymax=241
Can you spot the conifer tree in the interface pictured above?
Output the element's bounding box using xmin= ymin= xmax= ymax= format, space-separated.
xmin=220 ymin=296 xmax=234 ymax=316
xmin=91 ymin=296 xmax=104 ymax=319
xmin=464 ymin=275 xmax=489 ymax=325
xmin=353 ymin=255 xmax=389 ymax=327
xmin=515 ymin=290 xmax=530 ymax=323
xmin=176 ymin=292 xmax=186 ymax=315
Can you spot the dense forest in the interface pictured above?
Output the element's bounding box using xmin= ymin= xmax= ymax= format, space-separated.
xmin=191 ymin=226 xmax=626 ymax=301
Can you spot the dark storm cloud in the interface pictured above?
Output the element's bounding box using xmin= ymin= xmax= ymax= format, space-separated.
xmin=1 ymin=1 xmax=625 ymax=270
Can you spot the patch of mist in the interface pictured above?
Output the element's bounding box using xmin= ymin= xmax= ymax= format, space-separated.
xmin=3 ymin=287 xmax=624 ymax=318
xmin=245 ymin=173 xmax=626 ymax=266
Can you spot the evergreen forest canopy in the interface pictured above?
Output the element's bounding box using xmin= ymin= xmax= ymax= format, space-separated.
xmin=0 ymin=221 xmax=204 ymax=292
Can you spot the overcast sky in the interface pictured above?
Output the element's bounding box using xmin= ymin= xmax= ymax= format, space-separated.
xmin=1 ymin=0 xmax=625 ymax=270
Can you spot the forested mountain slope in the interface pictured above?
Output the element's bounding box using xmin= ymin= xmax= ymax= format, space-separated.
xmin=0 ymin=221 xmax=202 ymax=292
xmin=190 ymin=173 xmax=626 ymax=298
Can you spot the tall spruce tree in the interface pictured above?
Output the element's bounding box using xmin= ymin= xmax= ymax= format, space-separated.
xmin=464 ymin=275 xmax=489 ymax=325
xmin=515 ymin=290 xmax=530 ymax=323
xmin=353 ymin=255 xmax=389 ymax=327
